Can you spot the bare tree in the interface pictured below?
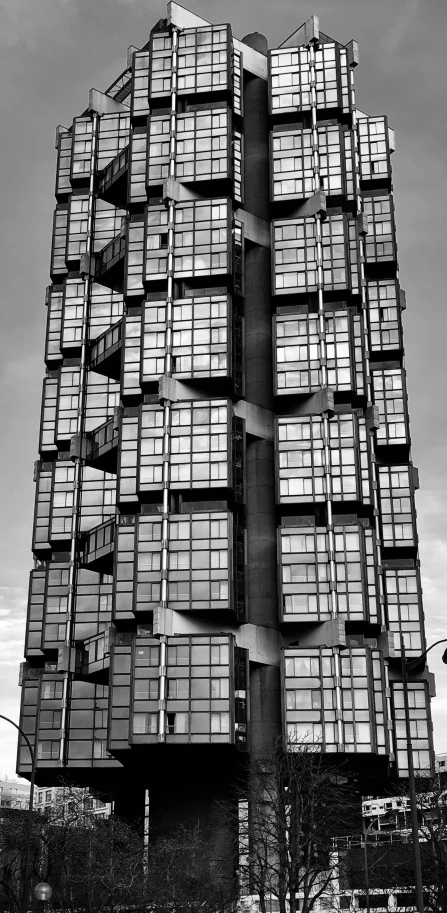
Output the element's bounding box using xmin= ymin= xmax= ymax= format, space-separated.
xmin=226 ymin=739 xmax=362 ymax=913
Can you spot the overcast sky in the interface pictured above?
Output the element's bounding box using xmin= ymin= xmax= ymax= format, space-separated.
xmin=0 ymin=0 xmax=446 ymax=779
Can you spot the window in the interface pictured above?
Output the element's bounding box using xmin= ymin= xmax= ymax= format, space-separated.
xmin=134 ymin=679 xmax=159 ymax=700
xmin=39 ymin=710 xmax=62 ymax=729
xmin=166 ymin=712 xmax=189 ymax=735
xmin=133 ymin=712 xmax=158 ymax=735
xmin=211 ymin=644 xmax=229 ymax=665
xmin=135 ymin=646 xmax=159 ymax=666
xmin=41 ymin=681 xmax=64 ymax=700
xmin=211 ymin=678 xmax=229 ymax=698
xmin=167 ymin=679 xmax=189 ymax=699
xmin=210 ymin=712 xmax=229 ymax=733
xmin=37 ymin=741 xmax=59 ymax=760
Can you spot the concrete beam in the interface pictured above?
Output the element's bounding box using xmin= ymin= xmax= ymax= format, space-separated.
xmin=284 ymin=619 xmax=347 ymax=650
xmin=158 ymin=375 xmax=209 ymax=404
xmin=88 ymin=88 xmax=129 ymax=115
xmin=233 ymin=400 xmax=274 ymax=441
xmin=163 ymin=177 xmax=202 ymax=204
xmin=233 ymin=39 xmax=268 ymax=79
xmin=290 ymin=388 xmax=335 ymax=418
xmin=234 ymin=209 xmax=271 ymax=248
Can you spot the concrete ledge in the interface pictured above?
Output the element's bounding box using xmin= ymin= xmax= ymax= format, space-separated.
xmin=89 ymin=88 xmax=129 ymax=115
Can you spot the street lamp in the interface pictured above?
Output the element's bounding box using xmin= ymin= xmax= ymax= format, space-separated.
xmin=400 ymin=636 xmax=447 ymax=913
xmin=0 ymin=714 xmax=37 ymax=913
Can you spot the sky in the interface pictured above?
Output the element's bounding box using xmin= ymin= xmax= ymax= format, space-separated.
xmin=0 ymin=0 xmax=446 ymax=780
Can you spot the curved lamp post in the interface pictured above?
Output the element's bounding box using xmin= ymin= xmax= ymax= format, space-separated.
xmin=0 ymin=714 xmax=37 ymax=913
xmin=400 ymin=637 xmax=447 ymax=913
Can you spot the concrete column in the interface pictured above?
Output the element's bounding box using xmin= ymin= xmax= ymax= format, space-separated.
xmin=241 ymin=35 xmax=281 ymax=755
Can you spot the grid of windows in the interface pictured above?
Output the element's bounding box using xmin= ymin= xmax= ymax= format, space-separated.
xmin=149 ymin=33 xmax=173 ymax=99
xmin=66 ymin=195 xmax=89 ymax=262
xmin=167 ymin=512 xmax=233 ymax=612
xmin=277 ymin=415 xmax=371 ymax=505
xmin=270 ymin=45 xmax=342 ymax=114
xmin=172 ymin=295 xmax=230 ymax=379
xmin=372 ymin=369 xmax=409 ymax=447
xmin=131 ymin=50 xmax=151 ymax=117
xmin=71 ymin=118 xmax=93 ymax=179
xmin=144 ymin=208 xmax=168 ymax=281
xmin=39 ymin=381 xmax=58 ymax=454
xmin=358 ymin=117 xmax=391 ymax=185
xmin=122 ymin=314 xmax=142 ymax=399
xmin=66 ymin=681 xmax=115 ymax=765
xmin=50 ymin=206 xmax=68 ymax=278
xmin=280 ymin=526 xmax=331 ymax=622
xmin=174 ymin=200 xmax=230 ymax=277
xmin=367 ymin=280 xmax=402 ymax=353
xmin=97 ymin=114 xmax=130 ymax=172
xmin=271 ymin=125 xmax=353 ymax=201
xmin=275 ymin=311 xmax=364 ymax=395
xmin=117 ymin=413 xmax=138 ymax=506
xmin=176 ymin=109 xmax=230 ymax=182
xmin=147 ymin=116 xmax=169 ymax=186
xmin=141 ymin=301 xmax=166 ymax=382
xmin=138 ymin=405 xmax=164 ymax=492
xmin=169 ymin=400 xmax=229 ymax=488
xmin=384 ymin=568 xmax=424 ymax=656
xmin=45 ymin=288 xmax=63 ymax=364
xmin=131 ymin=635 xmax=242 ymax=746
xmin=392 ymin=683 xmax=432 ymax=775
xmin=93 ymin=200 xmax=126 ymax=255
xmin=378 ymin=466 xmax=415 ymax=547
xmin=364 ymin=196 xmax=396 ymax=265
xmin=177 ymin=27 xmax=229 ymax=96
xmin=126 ymin=219 xmax=145 ymax=294
xmin=273 ymin=215 xmax=355 ymax=294
xmin=32 ymin=464 xmax=52 ymax=553
xmin=279 ymin=522 xmax=379 ymax=623
xmin=129 ymin=130 xmax=147 ymax=202
xmin=283 ymin=647 xmax=387 ymax=754
xmin=56 ymin=131 xmax=72 ymax=199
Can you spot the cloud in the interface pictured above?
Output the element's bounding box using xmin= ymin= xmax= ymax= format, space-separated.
xmin=380 ymin=0 xmax=421 ymax=53
xmin=0 ymin=0 xmax=75 ymax=49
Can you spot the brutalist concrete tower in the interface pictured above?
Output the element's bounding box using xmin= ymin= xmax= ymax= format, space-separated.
xmin=18 ymin=2 xmax=434 ymax=824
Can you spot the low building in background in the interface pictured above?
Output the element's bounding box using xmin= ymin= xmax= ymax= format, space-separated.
xmin=0 ymin=778 xmax=30 ymax=810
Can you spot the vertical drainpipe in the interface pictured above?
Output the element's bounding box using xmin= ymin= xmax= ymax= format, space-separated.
xmin=349 ymin=67 xmax=394 ymax=759
xmin=59 ymin=112 xmax=99 ymax=764
xmin=241 ymin=32 xmax=281 ymax=757
xmin=308 ymin=41 xmax=343 ymax=747
xmin=158 ymin=25 xmax=179 ymax=744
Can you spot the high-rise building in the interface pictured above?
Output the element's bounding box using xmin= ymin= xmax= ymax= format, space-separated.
xmin=18 ymin=1 xmax=435 ymax=824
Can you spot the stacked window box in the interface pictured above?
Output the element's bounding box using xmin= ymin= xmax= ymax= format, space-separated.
xmin=363 ymin=195 xmax=397 ymax=271
xmin=392 ymin=681 xmax=433 ymax=776
xmin=367 ymin=279 xmax=403 ymax=354
xmin=276 ymin=413 xmax=373 ymax=506
xmin=358 ymin=117 xmax=392 ymax=189
xmin=269 ymin=44 xmax=350 ymax=116
xmin=278 ymin=520 xmax=380 ymax=624
xmin=113 ymin=511 xmax=245 ymax=622
xmin=383 ymin=568 xmax=425 ymax=657
xmin=271 ymin=125 xmax=354 ymax=201
xmin=274 ymin=310 xmax=365 ymax=396
xmin=140 ymin=294 xmax=242 ymax=389
xmin=377 ymin=465 xmax=418 ymax=550
xmin=372 ymin=368 xmax=410 ymax=448
xmin=109 ymin=633 xmax=247 ymax=747
xmin=55 ymin=130 xmax=72 ymax=200
xmin=273 ymin=215 xmax=360 ymax=296
xmin=283 ymin=647 xmax=389 ymax=754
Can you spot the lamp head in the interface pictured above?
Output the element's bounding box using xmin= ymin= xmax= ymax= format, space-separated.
xmin=442 ymin=648 xmax=447 ymax=665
